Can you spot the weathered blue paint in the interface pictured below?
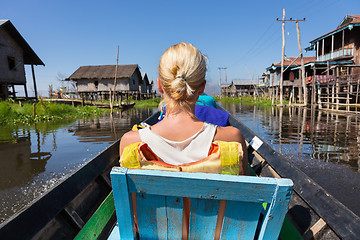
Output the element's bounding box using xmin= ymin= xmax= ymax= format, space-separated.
xmin=259 ymin=185 xmax=294 ymax=239
xmin=110 ymin=167 xmax=293 ymax=239
xmin=189 ymin=198 xmax=219 ymax=239
xmin=136 ymin=193 xmax=167 ymax=239
xmin=110 ymin=168 xmax=136 ymax=239
xmin=220 ymin=200 xmax=263 ymax=239
xmin=125 ymin=168 xmax=290 ymax=202
xmin=165 ymin=196 xmax=183 ymax=239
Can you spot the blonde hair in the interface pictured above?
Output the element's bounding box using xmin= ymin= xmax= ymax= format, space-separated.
xmin=158 ymin=42 xmax=207 ymax=114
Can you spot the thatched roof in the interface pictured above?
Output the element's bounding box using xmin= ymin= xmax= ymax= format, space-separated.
xmin=68 ymin=64 xmax=139 ymax=80
xmin=0 ymin=20 xmax=44 ymax=66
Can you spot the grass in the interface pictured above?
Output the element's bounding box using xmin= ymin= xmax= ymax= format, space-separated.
xmin=133 ymin=98 xmax=161 ymax=108
xmin=215 ymin=96 xmax=289 ymax=107
xmin=0 ymin=100 xmax=108 ymax=125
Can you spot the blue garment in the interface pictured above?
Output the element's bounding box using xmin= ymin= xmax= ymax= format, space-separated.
xmin=195 ymin=105 xmax=229 ymax=127
xmin=158 ymin=104 xmax=229 ymax=127
xmin=196 ymin=94 xmax=217 ymax=108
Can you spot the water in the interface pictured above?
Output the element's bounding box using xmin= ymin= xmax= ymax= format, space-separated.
xmin=0 ymin=108 xmax=155 ymax=223
xmin=2 ymin=104 xmax=360 ymax=222
xmin=222 ymin=103 xmax=360 ymax=217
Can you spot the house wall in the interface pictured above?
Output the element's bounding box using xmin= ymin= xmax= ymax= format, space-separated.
xmin=0 ymin=28 xmax=26 ymax=84
xmin=76 ymin=78 xmax=131 ymax=92
xmin=140 ymin=80 xmax=147 ymax=94
xmin=128 ymin=71 xmax=140 ymax=91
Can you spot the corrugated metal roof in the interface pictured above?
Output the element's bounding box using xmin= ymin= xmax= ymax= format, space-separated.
xmin=310 ymin=15 xmax=360 ymax=44
xmin=231 ymin=79 xmax=261 ymax=85
xmin=0 ymin=19 xmax=44 ymax=66
xmin=271 ymin=57 xmax=316 ymax=67
xmin=68 ymin=65 xmax=139 ymax=80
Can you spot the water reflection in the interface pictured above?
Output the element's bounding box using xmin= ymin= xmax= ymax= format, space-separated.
xmin=0 ymin=108 xmax=155 ymax=223
xmin=225 ymin=103 xmax=360 ymax=171
xmin=223 ymin=103 xmax=360 ymax=216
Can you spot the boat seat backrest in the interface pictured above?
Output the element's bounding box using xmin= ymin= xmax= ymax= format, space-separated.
xmin=110 ymin=167 xmax=293 ymax=240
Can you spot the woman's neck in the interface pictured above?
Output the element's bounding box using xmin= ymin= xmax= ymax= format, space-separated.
xmin=163 ymin=106 xmax=200 ymax=123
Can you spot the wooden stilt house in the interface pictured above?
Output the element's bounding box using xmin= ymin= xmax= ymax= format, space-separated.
xmin=266 ymin=57 xmax=316 ymax=102
xmin=305 ymin=15 xmax=360 ymax=108
xmin=68 ymin=64 xmax=142 ymax=102
xmin=140 ymin=72 xmax=154 ymax=98
xmin=0 ymin=20 xmax=44 ymax=99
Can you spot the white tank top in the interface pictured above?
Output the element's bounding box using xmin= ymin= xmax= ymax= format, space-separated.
xmin=138 ymin=122 xmax=217 ymax=165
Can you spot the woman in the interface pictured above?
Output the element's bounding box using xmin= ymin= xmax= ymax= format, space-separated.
xmin=120 ymin=42 xmax=249 ymax=176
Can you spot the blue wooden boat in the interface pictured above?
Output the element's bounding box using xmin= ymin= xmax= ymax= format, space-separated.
xmin=0 ymin=109 xmax=359 ymax=239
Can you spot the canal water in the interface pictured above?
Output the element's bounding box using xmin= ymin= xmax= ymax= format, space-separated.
xmin=0 ymin=108 xmax=155 ymax=223
xmin=222 ymin=103 xmax=360 ymax=217
xmin=1 ymin=104 xmax=360 ymax=224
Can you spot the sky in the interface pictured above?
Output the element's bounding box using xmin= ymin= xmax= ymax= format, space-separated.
xmin=2 ymin=0 xmax=360 ymax=96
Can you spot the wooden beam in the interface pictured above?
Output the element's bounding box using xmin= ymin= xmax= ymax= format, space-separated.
xmin=31 ymin=65 xmax=38 ymax=100
xmin=24 ymin=84 xmax=28 ymax=100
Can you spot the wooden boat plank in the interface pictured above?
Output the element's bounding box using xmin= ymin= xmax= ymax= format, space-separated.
xmin=0 ymin=141 xmax=120 ymax=240
xmin=74 ymin=191 xmax=115 ymax=240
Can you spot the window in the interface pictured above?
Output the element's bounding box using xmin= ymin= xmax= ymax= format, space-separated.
xmin=8 ymin=57 xmax=16 ymax=70
xmin=95 ymin=81 xmax=99 ymax=89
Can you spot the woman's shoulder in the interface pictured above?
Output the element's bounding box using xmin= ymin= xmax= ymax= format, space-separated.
xmin=214 ymin=125 xmax=244 ymax=143
xmin=119 ymin=130 xmax=141 ymax=156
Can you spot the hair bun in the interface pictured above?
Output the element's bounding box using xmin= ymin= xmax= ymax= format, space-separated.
xmin=176 ymin=75 xmax=186 ymax=82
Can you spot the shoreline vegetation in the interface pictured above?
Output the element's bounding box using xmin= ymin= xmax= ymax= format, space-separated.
xmin=0 ymin=96 xmax=286 ymax=126
xmin=215 ymin=96 xmax=289 ymax=107
xmin=0 ymin=99 xmax=108 ymax=125
xmin=133 ymin=98 xmax=161 ymax=108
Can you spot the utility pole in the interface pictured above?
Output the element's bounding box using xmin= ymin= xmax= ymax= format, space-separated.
xmin=218 ymin=67 xmax=227 ymax=98
xmin=277 ymin=9 xmax=306 ymax=106
xmin=278 ymin=8 xmax=285 ymax=107
xmin=296 ymin=19 xmax=307 ymax=105
xmin=218 ymin=67 xmax=222 ymax=98
xmin=224 ymin=68 xmax=228 ymax=97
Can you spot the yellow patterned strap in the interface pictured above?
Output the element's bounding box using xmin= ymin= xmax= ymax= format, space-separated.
xmin=131 ymin=124 xmax=145 ymax=131
xmin=121 ymin=141 xmax=240 ymax=175
xmin=219 ymin=141 xmax=240 ymax=175
xmin=120 ymin=142 xmax=141 ymax=169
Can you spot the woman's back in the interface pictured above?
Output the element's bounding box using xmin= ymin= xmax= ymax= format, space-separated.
xmin=119 ymin=42 xmax=248 ymax=175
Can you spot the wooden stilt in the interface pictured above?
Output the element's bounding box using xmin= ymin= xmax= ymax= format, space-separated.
xmin=24 ymin=84 xmax=28 ymax=100
xmin=31 ymin=65 xmax=38 ymax=100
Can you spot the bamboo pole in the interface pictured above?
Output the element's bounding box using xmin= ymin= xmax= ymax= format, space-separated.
xmin=111 ymin=45 xmax=119 ymax=114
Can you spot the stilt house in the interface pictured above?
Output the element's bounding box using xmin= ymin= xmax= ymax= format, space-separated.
xmin=68 ymin=64 xmax=142 ymax=101
xmin=227 ymin=79 xmax=264 ymax=96
xmin=305 ymin=15 xmax=360 ymax=108
xmin=0 ymin=20 xmax=44 ymax=99
xmin=140 ymin=72 xmax=153 ymax=94
xmin=266 ymin=57 xmax=316 ymax=99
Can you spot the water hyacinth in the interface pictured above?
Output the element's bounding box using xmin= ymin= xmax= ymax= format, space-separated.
xmin=0 ymin=100 xmax=108 ymax=125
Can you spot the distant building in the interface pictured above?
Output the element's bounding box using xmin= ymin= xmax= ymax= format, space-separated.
xmin=267 ymin=57 xmax=316 ymax=99
xmin=0 ymin=20 xmax=44 ymax=99
xmin=68 ymin=64 xmax=142 ymax=100
xmin=140 ymin=72 xmax=153 ymax=94
xmin=228 ymin=79 xmax=264 ymax=96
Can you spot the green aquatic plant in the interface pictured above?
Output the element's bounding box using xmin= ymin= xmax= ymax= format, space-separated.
xmin=0 ymin=101 xmax=108 ymax=125
xmin=215 ymin=96 xmax=289 ymax=107
xmin=133 ymin=98 xmax=161 ymax=108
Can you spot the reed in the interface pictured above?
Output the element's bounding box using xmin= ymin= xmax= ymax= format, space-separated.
xmin=215 ymin=96 xmax=289 ymax=107
xmin=133 ymin=98 xmax=161 ymax=108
